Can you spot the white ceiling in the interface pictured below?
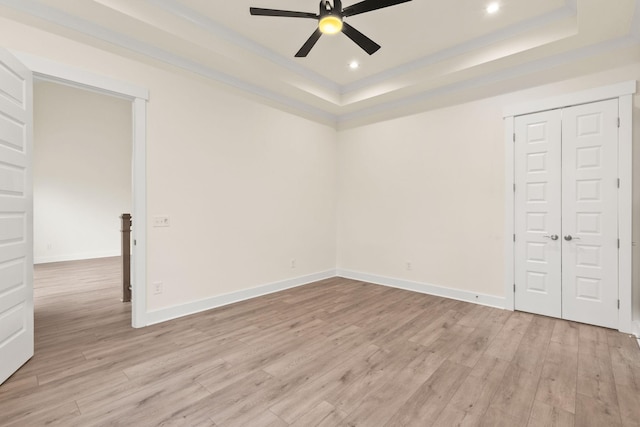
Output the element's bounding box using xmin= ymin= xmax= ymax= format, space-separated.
xmin=1 ymin=0 xmax=639 ymax=127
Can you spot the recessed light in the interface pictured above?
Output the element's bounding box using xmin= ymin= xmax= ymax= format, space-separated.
xmin=349 ymin=61 xmax=359 ymax=70
xmin=486 ymin=2 xmax=500 ymax=14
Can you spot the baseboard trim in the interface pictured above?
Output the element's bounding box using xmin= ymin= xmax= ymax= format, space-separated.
xmin=145 ymin=269 xmax=337 ymax=326
xmin=34 ymin=250 xmax=120 ymax=264
xmin=336 ymin=269 xmax=506 ymax=309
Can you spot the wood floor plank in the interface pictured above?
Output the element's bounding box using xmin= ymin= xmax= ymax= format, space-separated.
xmin=0 ymin=375 xmax=38 ymax=399
xmin=527 ymin=400 xmax=574 ymax=427
xmin=408 ymin=309 xmax=467 ymax=347
xmin=268 ymin=345 xmax=381 ymax=423
xmin=384 ymin=360 xmax=470 ymax=427
xmin=434 ymin=355 xmax=509 ymax=426
xmin=0 ymin=369 xmax=130 ymax=423
xmin=608 ymin=331 xmax=640 ymax=426
xmin=575 ymin=392 xmax=622 ymax=427
xmin=73 ymin=379 xmax=213 ymax=427
xmin=2 ymin=258 xmax=639 ymax=427
xmin=534 ymin=341 xmax=578 ymax=414
xmin=480 ymin=406 xmax=523 ymax=427
xmin=289 ymin=401 xmax=342 ymax=427
xmin=551 ymin=320 xmax=580 ymax=347
xmin=511 ymin=316 xmax=554 ymax=377
xmin=577 ymin=335 xmax=619 ymax=411
xmin=327 ymin=340 xmax=426 ymax=415
xmin=448 ymin=324 xmax=501 ymax=368
xmin=4 ymin=401 xmax=81 ymax=427
xmin=488 ymin=363 xmax=540 ymax=423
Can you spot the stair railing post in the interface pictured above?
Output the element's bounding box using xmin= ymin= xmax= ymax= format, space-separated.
xmin=121 ymin=213 xmax=132 ymax=302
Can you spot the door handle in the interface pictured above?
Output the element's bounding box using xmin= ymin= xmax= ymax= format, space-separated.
xmin=564 ymin=235 xmax=580 ymax=241
xmin=543 ymin=234 xmax=559 ymax=240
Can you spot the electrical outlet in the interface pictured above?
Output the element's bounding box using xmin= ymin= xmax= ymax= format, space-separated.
xmin=153 ymin=216 xmax=170 ymax=227
xmin=153 ymin=281 xmax=163 ymax=295
xmin=290 ymin=259 xmax=296 ymax=269
xmin=406 ymin=261 xmax=412 ymax=271
xmin=46 ymin=243 xmax=52 ymax=251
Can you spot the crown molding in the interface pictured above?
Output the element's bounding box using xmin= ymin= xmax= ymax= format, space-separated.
xmin=340 ymin=0 xmax=579 ymax=95
xmin=337 ymin=34 xmax=640 ymax=128
xmin=0 ymin=0 xmax=638 ymax=129
xmin=0 ymin=0 xmax=338 ymax=125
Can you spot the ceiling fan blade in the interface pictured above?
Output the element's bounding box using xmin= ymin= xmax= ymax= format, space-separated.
xmin=334 ymin=0 xmax=342 ymax=12
xmin=250 ymin=7 xmax=318 ymax=19
xmin=341 ymin=22 xmax=380 ymax=55
xmin=342 ymin=0 xmax=412 ymax=17
xmin=295 ymin=29 xmax=323 ymax=57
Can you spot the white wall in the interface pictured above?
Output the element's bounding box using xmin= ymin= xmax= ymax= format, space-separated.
xmin=337 ymin=98 xmax=506 ymax=298
xmin=0 ymin=16 xmax=337 ymax=317
xmin=33 ymin=81 xmax=132 ymax=264
xmin=337 ymin=63 xmax=640 ymax=322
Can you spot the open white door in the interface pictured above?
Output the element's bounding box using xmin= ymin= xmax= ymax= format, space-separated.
xmin=0 ymin=48 xmax=33 ymax=385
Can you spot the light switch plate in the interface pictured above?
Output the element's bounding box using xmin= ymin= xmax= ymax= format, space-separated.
xmin=153 ymin=215 xmax=170 ymax=227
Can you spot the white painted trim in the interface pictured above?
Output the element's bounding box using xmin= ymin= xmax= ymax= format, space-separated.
xmin=633 ymin=321 xmax=640 ymax=339
xmin=504 ymin=117 xmax=515 ymax=311
xmin=503 ymin=80 xmax=637 ymax=118
xmin=131 ymin=98 xmax=147 ymax=328
xmin=12 ymin=52 xmax=149 ymax=100
xmin=16 ymin=51 xmax=149 ymax=329
xmin=145 ymin=270 xmax=337 ymax=326
xmin=618 ymin=94 xmax=634 ymax=334
xmin=504 ymin=82 xmax=637 ymax=334
xmin=34 ymin=251 xmax=120 ymax=265
xmin=336 ymin=269 xmax=506 ymax=310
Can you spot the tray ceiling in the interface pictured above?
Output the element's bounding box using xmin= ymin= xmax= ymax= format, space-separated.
xmin=0 ymin=0 xmax=638 ymax=127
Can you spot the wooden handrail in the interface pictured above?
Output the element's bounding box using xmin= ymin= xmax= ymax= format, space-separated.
xmin=121 ymin=213 xmax=132 ymax=303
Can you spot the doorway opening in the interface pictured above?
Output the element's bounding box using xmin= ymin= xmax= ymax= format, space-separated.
xmin=33 ymin=80 xmax=133 ymax=331
xmin=14 ymin=51 xmax=149 ymax=328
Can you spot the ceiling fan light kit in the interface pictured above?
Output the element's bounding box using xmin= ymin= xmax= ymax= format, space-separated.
xmin=319 ymin=15 xmax=343 ymax=34
xmin=250 ymin=0 xmax=413 ymax=57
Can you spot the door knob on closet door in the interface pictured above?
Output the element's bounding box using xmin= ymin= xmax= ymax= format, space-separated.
xmin=564 ymin=235 xmax=580 ymax=241
xmin=543 ymin=234 xmax=559 ymax=240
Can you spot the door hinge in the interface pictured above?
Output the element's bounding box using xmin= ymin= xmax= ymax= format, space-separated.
xmin=618 ymin=239 xmax=620 ymax=249
xmin=513 ymin=234 xmax=516 ymax=242
xmin=513 ymin=133 xmax=516 ymax=143
xmin=134 ymin=239 xmax=137 ymax=246
xmin=618 ymin=299 xmax=620 ymax=309
xmin=513 ymin=183 xmax=516 ymax=192
xmin=617 ymin=117 xmax=621 ymax=128
xmin=617 ymin=178 xmax=620 ymax=188
xmin=513 ymin=284 xmax=516 ymax=293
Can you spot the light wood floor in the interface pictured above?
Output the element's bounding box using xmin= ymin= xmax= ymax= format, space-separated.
xmin=1 ymin=258 xmax=639 ymax=426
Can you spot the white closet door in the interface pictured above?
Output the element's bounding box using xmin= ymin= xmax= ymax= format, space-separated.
xmin=514 ymin=110 xmax=562 ymax=318
xmin=561 ymin=99 xmax=619 ymax=329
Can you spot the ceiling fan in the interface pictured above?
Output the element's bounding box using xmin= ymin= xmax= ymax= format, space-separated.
xmin=250 ymin=0 xmax=413 ymax=57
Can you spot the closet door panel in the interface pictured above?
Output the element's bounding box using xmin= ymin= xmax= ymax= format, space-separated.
xmin=514 ymin=110 xmax=562 ymax=318
xmin=561 ymin=99 xmax=619 ymax=329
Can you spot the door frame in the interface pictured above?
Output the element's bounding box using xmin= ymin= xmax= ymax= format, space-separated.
xmin=503 ymin=80 xmax=637 ymax=334
xmin=11 ymin=50 xmax=150 ymax=328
